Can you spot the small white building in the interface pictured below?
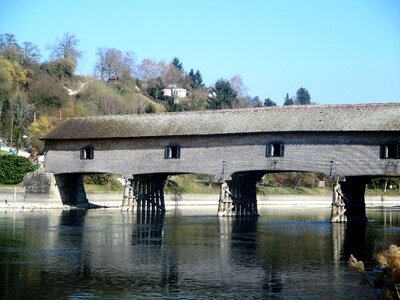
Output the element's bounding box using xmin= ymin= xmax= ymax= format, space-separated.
xmin=162 ymin=84 xmax=187 ymax=103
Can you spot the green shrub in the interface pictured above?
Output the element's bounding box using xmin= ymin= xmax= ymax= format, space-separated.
xmin=0 ymin=154 xmax=38 ymax=184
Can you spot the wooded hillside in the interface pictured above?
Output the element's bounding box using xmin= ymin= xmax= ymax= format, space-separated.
xmin=0 ymin=32 xmax=315 ymax=155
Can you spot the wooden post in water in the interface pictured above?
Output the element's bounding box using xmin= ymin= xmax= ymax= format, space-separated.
xmin=141 ymin=179 xmax=146 ymax=212
xmin=218 ymin=173 xmax=260 ymax=217
xmin=218 ymin=180 xmax=234 ymax=216
xmin=131 ymin=175 xmax=167 ymax=213
xmin=146 ymin=181 xmax=151 ymax=212
xmin=159 ymin=179 xmax=165 ymax=210
xmin=330 ymin=180 xmax=347 ymax=222
xmin=121 ymin=178 xmax=135 ymax=211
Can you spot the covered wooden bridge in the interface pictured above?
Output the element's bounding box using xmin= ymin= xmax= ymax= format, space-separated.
xmin=43 ymin=103 xmax=400 ymax=221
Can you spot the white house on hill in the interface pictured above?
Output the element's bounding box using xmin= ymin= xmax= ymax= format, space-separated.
xmin=162 ymin=84 xmax=187 ymax=103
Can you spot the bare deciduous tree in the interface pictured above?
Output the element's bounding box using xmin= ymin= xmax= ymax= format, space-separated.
xmin=95 ymin=47 xmax=135 ymax=82
xmin=187 ymin=89 xmax=208 ymax=111
xmin=21 ymin=41 xmax=41 ymax=66
xmin=136 ymin=59 xmax=167 ymax=81
xmin=0 ymin=33 xmax=21 ymax=61
xmin=229 ymin=75 xmax=248 ymax=100
xmin=161 ymin=64 xmax=186 ymax=88
xmin=49 ymin=32 xmax=81 ymax=62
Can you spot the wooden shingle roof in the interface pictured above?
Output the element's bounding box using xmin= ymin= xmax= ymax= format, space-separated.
xmin=43 ymin=103 xmax=400 ymax=140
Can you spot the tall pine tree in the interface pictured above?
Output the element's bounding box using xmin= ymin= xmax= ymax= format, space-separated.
xmin=264 ymin=98 xmax=277 ymax=106
xmin=207 ymin=79 xmax=238 ymax=109
xmin=171 ymin=57 xmax=183 ymax=71
xmin=188 ymin=68 xmax=204 ymax=89
xmin=283 ymin=93 xmax=294 ymax=105
xmin=296 ymin=87 xmax=311 ymax=105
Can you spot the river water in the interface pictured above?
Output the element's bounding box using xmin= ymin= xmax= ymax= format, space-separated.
xmin=1 ymin=205 xmax=399 ymax=299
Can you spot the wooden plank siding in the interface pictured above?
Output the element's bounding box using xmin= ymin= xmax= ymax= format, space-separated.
xmin=43 ymin=104 xmax=400 ymax=178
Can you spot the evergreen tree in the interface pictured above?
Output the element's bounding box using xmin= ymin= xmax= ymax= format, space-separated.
xmin=296 ymin=87 xmax=311 ymax=105
xmin=252 ymin=96 xmax=262 ymax=107
xmin=194 ymin=70 xmax=204 ymax=88
xmin=188 ymin=69 xmax=196 ymax=88
xmin=165 ymin=97 xmax=182 ymax=112
xmin=171 ymin=57 xmax=183 ymax=71
xmin=207 ymin=79 xmax=238 ymax=109
xmin=283 ymin=93 xmax=294 ymax=105
xmin=188 ymin=68 xmax=204 ymax=89
xmin=264 ymin=98 xmax=277 ymax=106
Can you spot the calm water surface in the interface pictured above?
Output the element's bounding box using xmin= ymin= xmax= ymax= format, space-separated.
xmin=1 ymin=205 xmax=399 ymax=299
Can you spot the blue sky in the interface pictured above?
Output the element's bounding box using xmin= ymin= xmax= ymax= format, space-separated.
xmin=1 ymin=0 xmax=399 ymax=105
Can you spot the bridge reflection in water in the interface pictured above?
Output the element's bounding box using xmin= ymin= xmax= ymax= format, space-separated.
xmin=1 ymin=208 xmax=399 ymax=298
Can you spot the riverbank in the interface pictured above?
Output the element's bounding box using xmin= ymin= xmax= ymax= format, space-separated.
xmin=86 ymin=193 xmax=400 ymax=209
xmin=0 ymin=188 xmax=399 ymax=210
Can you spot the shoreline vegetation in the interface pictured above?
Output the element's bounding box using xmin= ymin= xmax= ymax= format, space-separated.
xmin=26 ymin=174 xmax=400 ymax=197
xmin=82 ymin=174 xmax=400 ymax=196
xmin=2 ymin=177 xmax=399 ymax=197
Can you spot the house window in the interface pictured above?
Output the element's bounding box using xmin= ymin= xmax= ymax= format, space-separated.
xmin=80 ymin=146 xmax=94 ymax=160
xmin=266 ymin=142 xmax=284 ymax=157
xmin=164 ymin=145 xmax=181 ymax=159
xmin=380 ymin=144 xmax=400 ymax=159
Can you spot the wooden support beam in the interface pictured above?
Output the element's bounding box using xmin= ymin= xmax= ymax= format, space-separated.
xmin=130 ymin=175 xmax=167 ymax=213
xmin=330 ymin=181 xmax=347 ymax=222
xmin=218 ymin=173 xmax=261 ymax=217
xmin=121 ymin=178 xmax=136 ymax=211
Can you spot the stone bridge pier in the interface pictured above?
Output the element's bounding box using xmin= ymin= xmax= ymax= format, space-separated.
xmin=54 ymin=173 xmax=89 ymax=207
xmin=218 ymin=173 xmax=263 ymax=216
xmin=340 ymin=176 xmax=368 ymax=222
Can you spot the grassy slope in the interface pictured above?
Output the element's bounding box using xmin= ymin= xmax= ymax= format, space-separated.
xmin=76 ymin=77 xmax=166 ymax=113
xmin=132 ymin=90 xmax=166 ymax=112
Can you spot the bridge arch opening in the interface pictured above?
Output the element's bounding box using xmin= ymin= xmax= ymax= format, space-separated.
xmin=259 ymin=171 xmax=331 ymax=193
xmin=52 ymin=169 xmax=398 ymax=223
xmin=164 ymin=173 xmax=220 ymax=195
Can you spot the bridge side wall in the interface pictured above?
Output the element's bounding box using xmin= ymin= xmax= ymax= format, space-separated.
xmin=44 ymin=132 xmax=400 ymax=178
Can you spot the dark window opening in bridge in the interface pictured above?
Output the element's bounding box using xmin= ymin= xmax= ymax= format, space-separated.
xmin=380 ymin=144 xmax=400 ymax=159
xmin=164 ymin=145 xmax=181 ymax=159
xmin=80 ymin=147 xmax=94 ymax=160
xmin=266 ymin=142 xmax=284 ymax=157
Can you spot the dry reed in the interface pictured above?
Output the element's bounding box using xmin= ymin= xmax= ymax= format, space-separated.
xmin=375 ymin=244 xmax=400 ymax=284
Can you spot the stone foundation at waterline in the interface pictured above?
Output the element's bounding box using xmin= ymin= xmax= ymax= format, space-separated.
xmin=22 ymin=171 xmax=62 ymax=204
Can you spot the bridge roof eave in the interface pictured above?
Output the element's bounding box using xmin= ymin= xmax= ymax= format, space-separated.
xmin=42 ymin=103 xmax=400 ymax=141
xmin=41 ymin=129 xmax=399 ymax=142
